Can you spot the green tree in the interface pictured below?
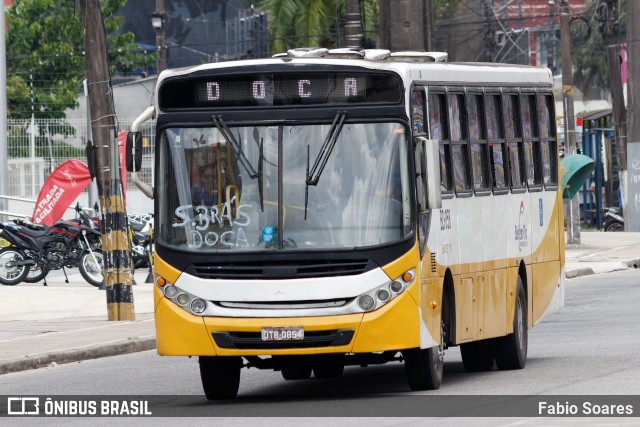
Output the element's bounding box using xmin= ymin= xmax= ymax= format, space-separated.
xmin=256 ymin=0 xmax=379 ymax=55
xmin=571 ymin=0 xmax=627 ymax=89
xmin=6 ymin=0 xmax=156 ymax=120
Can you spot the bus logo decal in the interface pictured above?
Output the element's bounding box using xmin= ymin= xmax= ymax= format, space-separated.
xmin=515 ymin=201 xmax=528 ymax=251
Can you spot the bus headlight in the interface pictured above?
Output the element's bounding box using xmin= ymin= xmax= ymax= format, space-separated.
xmin=191 ymin=298 xmax=207 ymax=314
xmin=164 ymin=285 xmax=178 ymax=298
xmin=358 ymin=295 xmax=375 ymax=311
xmin=157 ymin=278 xmax=209 ymax=316
xmin=354 ymin=269 xmax=415 ymax=313
xmin=176 ymin=293 xmax=189 ymax=306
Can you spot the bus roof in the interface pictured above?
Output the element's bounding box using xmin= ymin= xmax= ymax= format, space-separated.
xmin=156 ymin=48 xmax=553 ymax=94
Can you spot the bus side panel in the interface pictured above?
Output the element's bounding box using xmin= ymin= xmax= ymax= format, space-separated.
xmin=454 ymin=274 xmax=478 ymax=343
xmin=154 ymin=286 xmax=217 ymax=356
xmin=436 ymin=198 xmax=459 ymax=276
xmin=482 ymin=192 xmax=508 ymax=271
xmin=530 ymin=192 xmax=561 ymax=263
xmin=482 ymin=269 xmax=508 ymax=339
xmin=505 ymin=266 xmax=520 ymax=335
xmin=457 ymin=196 xmax=483 ymax=275
xmin=507 ymin=193 xmax=532 ymax=262
xmin=531 ymin=261 xmax=561 ymax=325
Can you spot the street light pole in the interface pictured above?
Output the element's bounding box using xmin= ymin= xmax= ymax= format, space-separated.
xmin=560 ymin=0 xmax=581 ymax=244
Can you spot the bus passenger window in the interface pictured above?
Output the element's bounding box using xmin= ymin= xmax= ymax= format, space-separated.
xmin=429 ymin=92 xmax=452 ymax=192
xmin=508 ymin=142 xmax=523 ymax=187
xmin=537 ymin=94 xmax=558 ymax=186
xmin=485 ymin=94 xmax=507 ymax=191
xmin=504 ymin=94 xmax=524 ymax=189
xmin=412 ymin=90 xmax=425 ymax=135
xmin=468 ymin=94 xmax=488 ymax=191
xmin=522 ymin=94 xmax=541 ymax=187
xmin=452 ymin=144 xmax=470 ymax=192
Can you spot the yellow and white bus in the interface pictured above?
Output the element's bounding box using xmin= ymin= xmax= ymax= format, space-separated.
xmin=130 ymin=48 xmax=565 ymax=399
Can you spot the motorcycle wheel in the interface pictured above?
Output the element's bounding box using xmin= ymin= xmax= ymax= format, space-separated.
xmin=23 ymin=264 xmax=50 ymax=283
xmin=79 ymin=249 xmax=104 ymax=287
xmin=606 ymin=222 xmax=624 ymax=232
xmin=0 ymin=247 xmax=30 ymax=286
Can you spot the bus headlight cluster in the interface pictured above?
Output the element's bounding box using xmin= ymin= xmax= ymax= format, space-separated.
xmin=356 ymin=269 xmax=415 ymax=312
xmin=157 ymin=277 xmax=208 ymax=315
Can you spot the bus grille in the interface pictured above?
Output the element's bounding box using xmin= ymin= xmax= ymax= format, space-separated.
xmin=190 ymin=259 xmax=374 ymax=280
xmin=212 ymin=329 xmax=355 ymax=350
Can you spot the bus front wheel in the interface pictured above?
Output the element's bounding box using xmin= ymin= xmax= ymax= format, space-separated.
xmin=198 ymin=356 xmax=242 ymax=400
xmin=491 ymin=278 xmax=528 ymax=370
xmin=403 ymin=321 xmax=444 ymax=391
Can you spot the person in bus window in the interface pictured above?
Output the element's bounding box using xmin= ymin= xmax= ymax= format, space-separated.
xmin=191 ymin=165 xmax=217 ymax=206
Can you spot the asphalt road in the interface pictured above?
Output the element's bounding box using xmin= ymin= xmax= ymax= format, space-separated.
xmin=1 ymin=269 xmax=639 ymax=425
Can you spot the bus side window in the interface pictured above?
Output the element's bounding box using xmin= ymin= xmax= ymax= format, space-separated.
xmin=412 ymin=89 xmax=426 ymax=135
xmin=504 ymin=94 xmax=524 ymax=189
xmin=522 ymin=94 xmax=542 ymax=188
xmin=485 ymin=94 xmax=507 ymax=191
xmin=448 ymin=93 xmax=471 ymax=194
xmin=428 ymin=92 xmax=452 ymax=193
xmin=537 ymin=93 xmax=558 ymax=187
xmin=468 ymin=93 xmax=489 ymax=192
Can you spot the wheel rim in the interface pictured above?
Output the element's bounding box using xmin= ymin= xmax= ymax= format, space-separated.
xmin=0 ymin=250 xmax=26 ymax=280
xmin=83 ymin=252 xmax=104 ymax=281
xmin=516 ymin=297 xmax=524 ymax=350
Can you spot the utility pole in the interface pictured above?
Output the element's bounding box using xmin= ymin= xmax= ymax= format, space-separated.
xmin=153 ymin=0 xmax=167 ymax=73
xmin=560 ymin=0 xmax=581 ymax=244
xmin=380 ymin=0 xmax=430 ymax=51
xmin=627 ymin=0 xmax=640 ymax=231
xmin=81 ymin=0 xmax=135 ymax=321
xmin=345 ymin=0 xmax=363 ymax=48
xmin=0 ymin=0 xmax=8 ymax=214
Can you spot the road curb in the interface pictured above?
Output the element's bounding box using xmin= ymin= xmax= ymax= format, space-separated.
xmin=566 ymin=268 xmax=595 ymax=279
xmin=0 ymin=337 xmax=156 ymax=375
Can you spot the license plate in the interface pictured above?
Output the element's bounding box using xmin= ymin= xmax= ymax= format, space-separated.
xmin=261 ymin=326 xmax=304 ymax=341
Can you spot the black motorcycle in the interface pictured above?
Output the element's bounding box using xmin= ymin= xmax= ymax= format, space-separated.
xmin=602 ymin=207 xmax=624 ymax=232
xmin=0 ymin=206 xmax=104 ymax=287
xmin=128 ymin=213 xmax=153 ymax=270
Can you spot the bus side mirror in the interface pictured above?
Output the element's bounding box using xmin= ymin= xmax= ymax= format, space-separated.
xmin=126 ymin=131 xmax=143 ymax=172
xmin=415 ymin=137 xmax=442 ymax=210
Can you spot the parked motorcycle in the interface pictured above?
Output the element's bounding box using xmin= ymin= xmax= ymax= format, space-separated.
xmin=0 ymin=205 xmax=104 ymax=287
xmin=602 ymin=207 xmax=624 ymax=232
xmin=128 ymin=213 xmax=153 ymax=270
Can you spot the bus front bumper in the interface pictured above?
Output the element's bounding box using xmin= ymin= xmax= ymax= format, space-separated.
xmin=154 ymin=285 xmax=421 ymax=357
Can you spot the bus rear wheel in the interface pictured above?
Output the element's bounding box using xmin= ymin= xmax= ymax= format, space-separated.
xmin=198 ymin=356 xmax=242 ymax=400
xmin=491 ymin=278 xmax=527 ymax=370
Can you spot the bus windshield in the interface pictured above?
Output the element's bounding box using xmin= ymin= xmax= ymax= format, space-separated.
xmin=157 ymin=121 xmax=413 ymax=252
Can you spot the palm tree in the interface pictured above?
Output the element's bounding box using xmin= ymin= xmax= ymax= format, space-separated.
xmin=257 ymin=0 xmax=379 ymax=55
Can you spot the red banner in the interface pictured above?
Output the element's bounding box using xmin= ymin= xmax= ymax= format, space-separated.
xmin=117 ymin=130 xmax=128 ymax=200
xmin=32 ymin=160 xmax=92 ymax=226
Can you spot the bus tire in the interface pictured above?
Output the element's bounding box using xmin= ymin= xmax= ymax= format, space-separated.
xmin=460 ymin=340 xmax=495 ymax=372
xmin=198 ymin=356 xmax=242 ymax=400
xmin=281 ymin=366 xmax=312 ymax=380
xmin=403 ymin=319 xmax=444 ymax=391
xmin=492 ymin=278 xmax=527 ymax=370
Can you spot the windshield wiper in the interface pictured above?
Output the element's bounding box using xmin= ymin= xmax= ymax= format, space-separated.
xmin=305 ymin=111 xmax=347 ymax=219
xmin=213 ymin=115 xmax=260 ymax=179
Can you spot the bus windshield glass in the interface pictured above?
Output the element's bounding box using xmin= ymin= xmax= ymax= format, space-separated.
xmin=157 ymin=122 xmax=413 ymax=252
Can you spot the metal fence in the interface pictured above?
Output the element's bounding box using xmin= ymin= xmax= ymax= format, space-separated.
xmin=4 ymin=118 xmax=156 ymax=216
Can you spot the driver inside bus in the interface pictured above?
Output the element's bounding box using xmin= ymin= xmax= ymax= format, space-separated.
xmin=191 ymin=165 xmax=218 ymax=206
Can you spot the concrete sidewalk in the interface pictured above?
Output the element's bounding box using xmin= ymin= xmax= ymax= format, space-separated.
xmin=1 ymin=231 xmax=638 ymax=375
